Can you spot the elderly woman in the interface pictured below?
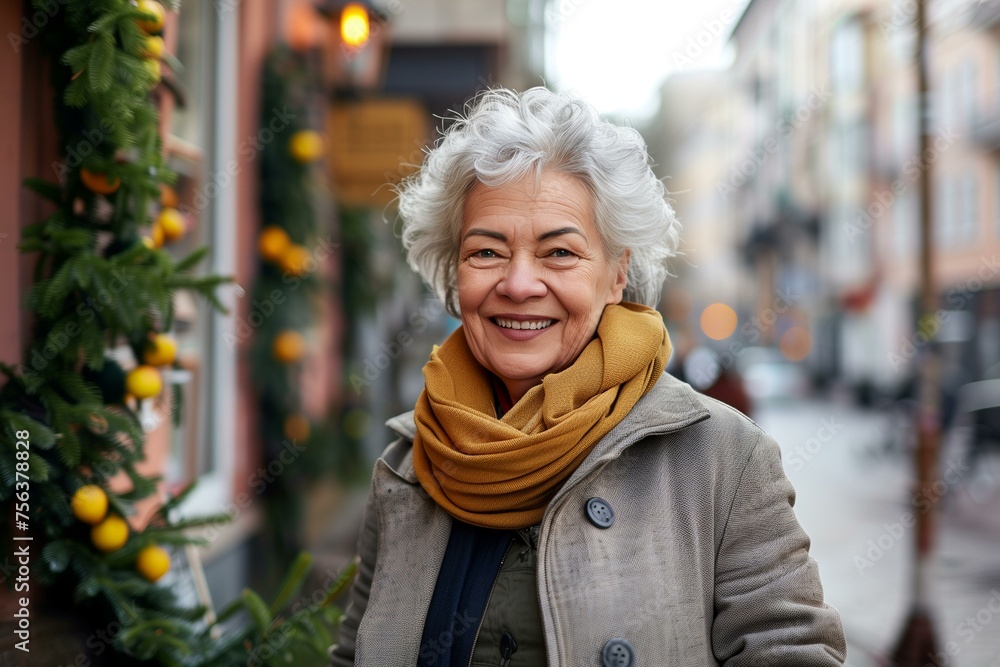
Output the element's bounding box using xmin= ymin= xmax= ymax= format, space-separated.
xmin=330 ymin=87 xmax=845 ymax=667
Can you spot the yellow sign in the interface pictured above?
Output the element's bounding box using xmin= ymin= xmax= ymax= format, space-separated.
xmin=327 ymin=98 xmax=428 ymax=207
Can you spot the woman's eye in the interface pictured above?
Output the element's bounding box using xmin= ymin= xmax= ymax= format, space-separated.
xmin=549 ymin=248 xmax=574 ymax=258
xmin=474 ymin=249 xmax=497 ymax=259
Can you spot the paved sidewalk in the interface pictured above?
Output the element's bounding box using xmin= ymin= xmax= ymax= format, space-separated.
xmin=755 ymin=398 xmax=1000 ymax=667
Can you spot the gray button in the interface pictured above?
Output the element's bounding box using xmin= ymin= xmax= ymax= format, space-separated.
xmin=602 ymin=637 xmax=634 ymax=667
xmin=586 ymin=497 xmax=615 ymax=528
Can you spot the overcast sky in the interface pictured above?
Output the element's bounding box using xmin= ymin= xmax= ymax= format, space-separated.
xmin=547 ymin=0 xmax=750 ymax=121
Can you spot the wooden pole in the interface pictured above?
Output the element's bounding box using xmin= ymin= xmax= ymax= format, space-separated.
xmin=891 ymin=0 xmax=941 ymax=663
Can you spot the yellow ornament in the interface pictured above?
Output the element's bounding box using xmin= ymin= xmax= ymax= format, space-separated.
xmin=289 ymin=130 xmax=325 ymax=163
xmin=135 ymin=545 xmax=170 ymax=582
xmin=71 ymin=485 xmax=109 ymax=525
xmin=148 ymin=220 xmax=165 ymax=248
xmin=144 ymin=58 xmax=162 ymax=84
xmin=273 ymin=331 xmax=306 ymax=364
xmin=278 ymin=244 xmax=312 ymax=276
xmin=156 ymin=207 xmax=185 ymax=243
xmin=91 ymin=515 xmax=129 ymax=553
xmin=258 ymin=226 xmax=291 ymax=262
xmin=143 ymin=334 xmax=177 ymax=366
xmin=135 ymin=0 xmax=165 ymax=34
xmin=125 ymin=365 xmax=163 ymax=400
xmin=139 ymin=35 xmax=164 ymax=59
xmin=80 ymin=168 xmax=120 ymax=195
xmin=284 ymin=413 xmax=311 ymax=442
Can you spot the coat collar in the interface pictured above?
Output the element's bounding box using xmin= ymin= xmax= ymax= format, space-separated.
xmin=383 ymin=372 xmax=711 ymax=485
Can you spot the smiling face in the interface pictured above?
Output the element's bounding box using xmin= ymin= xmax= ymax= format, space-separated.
xmin=457 ymin=169 xmax=629 ymax=403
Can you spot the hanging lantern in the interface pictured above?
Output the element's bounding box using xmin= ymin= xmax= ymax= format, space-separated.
xmin=340 ymin=3 xmax=370 ymax=47
xmin=319 ymin=0 xmax=389 ymax=93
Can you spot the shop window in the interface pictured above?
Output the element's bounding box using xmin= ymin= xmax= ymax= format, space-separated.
xmin=157 ymin=0 xmax=238 ymax=513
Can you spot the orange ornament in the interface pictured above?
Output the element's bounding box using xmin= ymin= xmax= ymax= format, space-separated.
xmin=71 ymin=485 xmax=109 ymax=525
xmin=136 ymin=545 xmax=170 ymax=582
xmin=135 ymin=0 xmax=165 ymax=34
xmin=160 ymin=184 xmax=179 ymax=208
xmin=144 ymin=59 xmax=162 ymax=84
xmin=289 ymin=130 xmax=325 ymax=163
xmin=156 ymin=208 xmax=186 ymax=243
xmin=272 ymin=331 xmax=306 ymax=364
xmin=258 ymin=226 xmax=291 ymax=262
xmin=80 ymin=168 xmax=120 ymax=195
xmin=125 ymin=365 xmax=163 ymax=400
xmin=148 ymin=221 xmax=165 ymax=248
xmin=279 ymin=245 xmax=312 ymax=276
xmin=139 ymin=35 xmax=164 ymax=59
xmin=142 ymin=334 xmax=177 ymax=366
xmin=284 ymin=413 xmax=311 ymax=442
xmin=91 ymin=515 xmax=129 ymax=553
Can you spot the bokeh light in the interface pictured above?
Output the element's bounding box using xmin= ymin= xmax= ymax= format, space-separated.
xmin=340 ymin=3 xmax=370 ymax=48
xmin=779 ymin=326 xmax=812 ymax=362
xmin=287 ymin=2 xmax=321 ymax=51
xmin=700 ymin=303 xmax=738 ymax=340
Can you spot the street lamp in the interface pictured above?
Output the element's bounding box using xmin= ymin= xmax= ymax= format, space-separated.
xmin=318 ymin=0 xmax=389 ymax=94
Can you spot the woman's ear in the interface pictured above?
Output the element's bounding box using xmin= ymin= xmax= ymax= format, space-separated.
xmin=608 ymin=249 xmax=630 ymax=304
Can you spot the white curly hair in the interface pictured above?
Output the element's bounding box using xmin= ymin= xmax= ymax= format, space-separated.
xmin=396 ymin=86 xmax=680 ymax=317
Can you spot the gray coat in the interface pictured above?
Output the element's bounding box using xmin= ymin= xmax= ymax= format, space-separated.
xmin=329 ymin=373 xmax=847 ymax=666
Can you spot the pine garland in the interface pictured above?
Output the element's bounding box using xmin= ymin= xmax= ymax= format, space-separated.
xmin=1 ymin=2 xmax=352 ymax=665
xmin=248 ymin=46 xmax=327 ymax=573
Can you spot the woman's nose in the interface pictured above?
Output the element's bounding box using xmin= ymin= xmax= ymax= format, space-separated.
xmin=496 ymin=257 xmax=547 ymax=301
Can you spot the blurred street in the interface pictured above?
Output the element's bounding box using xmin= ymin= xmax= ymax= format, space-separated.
xmin=756 ymin=396 xmax=1000 ymax=667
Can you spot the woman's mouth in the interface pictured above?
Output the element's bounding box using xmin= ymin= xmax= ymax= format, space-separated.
xmin=492 ymin=318 xmax=554 ymax=331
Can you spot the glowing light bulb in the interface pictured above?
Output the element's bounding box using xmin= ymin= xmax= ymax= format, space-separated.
xmin=340 ymin=3 xmax=370 ymax=47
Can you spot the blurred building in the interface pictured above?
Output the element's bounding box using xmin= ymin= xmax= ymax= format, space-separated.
xmin=652 ymin=0 xmax=1000 ymax=401
xmin=383 ymin=0 xmax=546 ymax=118
xmin=650 ymin=70 xmax=740 ymax=354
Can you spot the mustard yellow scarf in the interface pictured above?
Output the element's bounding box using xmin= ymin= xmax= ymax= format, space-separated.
xmin=412 ymin=302 xmax=671 ymax=529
